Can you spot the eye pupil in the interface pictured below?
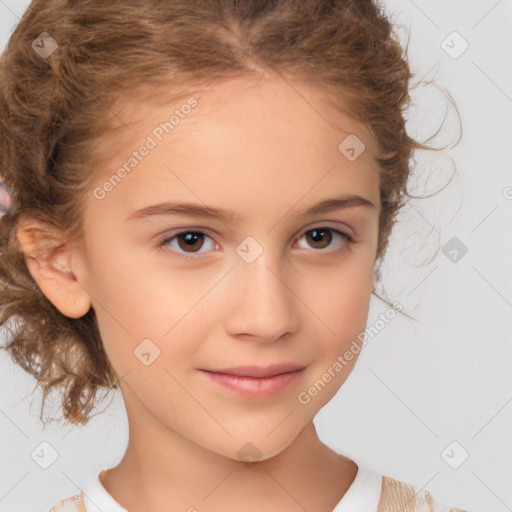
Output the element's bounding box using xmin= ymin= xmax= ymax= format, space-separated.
xmin=307 ymin=228 xmax=332 ymax=249
xmin=178 ymin=232 xmax=203 ymax=252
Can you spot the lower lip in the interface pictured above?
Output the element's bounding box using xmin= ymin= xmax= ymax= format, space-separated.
xmin=199 ymin=369 xmax=304 ymax=398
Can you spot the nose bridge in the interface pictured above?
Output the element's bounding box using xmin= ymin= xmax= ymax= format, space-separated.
xmin=242 ymin=251 xmax=286 ymax=300
xmin=228 ymin=239 xmax=298 ymax=340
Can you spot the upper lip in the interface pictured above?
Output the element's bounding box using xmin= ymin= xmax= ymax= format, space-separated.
xmin=202 ymin=364 xmax=306 ymax=378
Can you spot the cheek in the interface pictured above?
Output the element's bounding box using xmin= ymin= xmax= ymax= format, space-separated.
xmin=89 ymin=265 xmax=217 ymax=379
xmin=314 ymin=262 xmax=373 ymax=330
xmin=298 ymin=268 xmax=373 ymax=405
xmin=305 ymin=262 xmax=373 ymax=377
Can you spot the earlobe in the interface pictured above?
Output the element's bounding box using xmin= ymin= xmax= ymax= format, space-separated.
xmin=16 ymin=219 xmax=92 ymax=319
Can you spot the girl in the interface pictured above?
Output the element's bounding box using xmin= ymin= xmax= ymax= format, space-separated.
xmin=0 ymin=0 xmax=466 ymax=511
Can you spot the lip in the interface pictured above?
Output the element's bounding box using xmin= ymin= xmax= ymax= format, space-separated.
xmin=199 ymin=365 xmax=305 ymax=398
xmin=205 ymin=364 xmax=306 ymax=378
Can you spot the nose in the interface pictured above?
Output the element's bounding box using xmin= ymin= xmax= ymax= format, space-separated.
xmin=224 ymin=251 xmax=300 ymax=343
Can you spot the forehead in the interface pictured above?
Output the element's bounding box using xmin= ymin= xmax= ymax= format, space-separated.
xmin=87 ymin=74 xmax=380 ymax=214
xmin=96 ymin=73 xmax=378 ymax=155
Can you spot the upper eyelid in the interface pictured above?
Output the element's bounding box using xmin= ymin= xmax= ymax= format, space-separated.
xmin=161 ymin=224 xmax=353 ymax=247
xmin=163 ymin=222 xmax=352 ymax=238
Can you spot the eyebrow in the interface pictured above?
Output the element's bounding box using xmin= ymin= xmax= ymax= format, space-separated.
xmin=126 ymin=195 xmax=377 ymax=223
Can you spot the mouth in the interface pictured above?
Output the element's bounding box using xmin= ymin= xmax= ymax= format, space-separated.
xmin=199 ymin=365 xmax=306 ymax=398
xmin=202 ymin=364 xmax=306 ymax=379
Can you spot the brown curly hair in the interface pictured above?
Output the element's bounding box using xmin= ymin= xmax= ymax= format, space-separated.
xmin=0 ymin=0 xmax=459 ymax=426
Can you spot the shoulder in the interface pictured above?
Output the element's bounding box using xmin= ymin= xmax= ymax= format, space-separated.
xmin=46 ymin=491 xmax=87 ymax=512
xmin=379 ymin=475 xmax=466 ymax=512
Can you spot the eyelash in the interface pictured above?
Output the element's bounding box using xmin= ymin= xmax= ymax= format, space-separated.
xmin=157 ymin=226 xmax=353 ymax=262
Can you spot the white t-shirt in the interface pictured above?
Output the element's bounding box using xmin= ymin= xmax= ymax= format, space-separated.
xmin=47 ymin=463 xmax=382 ymax=512
xmin=332 ymin=463 xmax=383 ymax=511
xmin=47 ymin=462 xmax=463 ymax=512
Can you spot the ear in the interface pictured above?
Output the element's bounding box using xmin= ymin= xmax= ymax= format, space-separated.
xmin=16 ymin=217 xmax=91 ymax=319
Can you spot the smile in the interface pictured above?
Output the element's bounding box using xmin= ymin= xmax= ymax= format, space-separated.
xmin=199 ymin=369 xmax=304 ymax=398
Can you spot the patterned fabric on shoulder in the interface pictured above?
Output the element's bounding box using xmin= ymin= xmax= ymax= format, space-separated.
xmin=47 ymin=492 xmax=87 ymax=512
xmin=379 ymin=476 xmax=466 ymax=512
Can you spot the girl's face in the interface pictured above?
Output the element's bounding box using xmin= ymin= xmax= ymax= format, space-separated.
xmin=73 ymin=75 xmax=380 ymax=461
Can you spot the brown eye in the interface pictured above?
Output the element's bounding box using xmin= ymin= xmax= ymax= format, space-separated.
xmin=158 ymin=226 xmax=352 ymax=262
xmin=176 ymin=232 xmax=206 ymax=253
xmin=305 ymin=228 xmax=333 ymax=249
xmin=159 ymin=230 xmax=217 ymax=259
xmin=296 ymin=227 xmax=352 ymax=253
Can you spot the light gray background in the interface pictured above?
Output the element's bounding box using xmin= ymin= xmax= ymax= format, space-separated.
xmin=0 ymin=1 xmax=510 ymax=511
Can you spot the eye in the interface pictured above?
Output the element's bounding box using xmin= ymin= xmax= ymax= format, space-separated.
xmin=157 ymin=226 xmax=353 ymax=261
xmin=158 ymin=230 xmax=218 ymax=260
xmin=295 ymin=227 xmax=352 ymax=255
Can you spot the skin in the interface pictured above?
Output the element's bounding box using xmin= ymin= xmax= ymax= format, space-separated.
xmin=18 ymin=72 xmax=382 ymax=511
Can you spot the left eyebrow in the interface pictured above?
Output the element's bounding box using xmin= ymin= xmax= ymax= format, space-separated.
xmin=126 ymin=195 xmax=377 ymax=223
